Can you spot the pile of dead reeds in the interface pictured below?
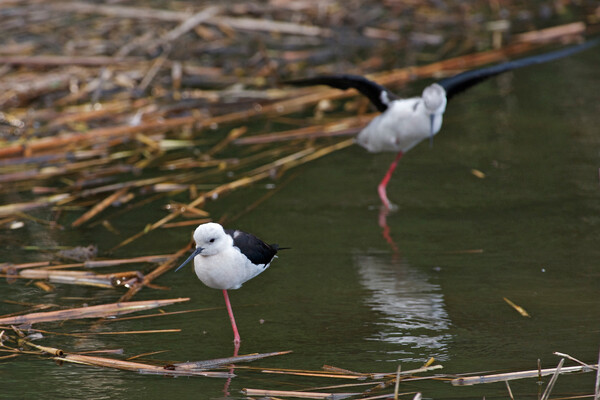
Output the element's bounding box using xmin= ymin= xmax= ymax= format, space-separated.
xmin=0 ymin=2 xmax=594 ymax=254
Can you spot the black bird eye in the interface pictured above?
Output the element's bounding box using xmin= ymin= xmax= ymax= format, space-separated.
xmin=209 ymin=238 xmax=215 ymax=243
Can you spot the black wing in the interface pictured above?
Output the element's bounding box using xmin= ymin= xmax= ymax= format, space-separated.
xmin=439 ymin=37 xmax=600 ymax=100
xmin=285 ymin=74 xmax=398 ymax=112
xmin=225 ymin=229 xmax=279 ymax=266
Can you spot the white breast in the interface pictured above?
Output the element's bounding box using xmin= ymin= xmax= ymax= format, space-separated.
xmin=193 ymin=248 xmax=268 ymax=290
xmin=356 ymin=98 xmax=444 ymax=153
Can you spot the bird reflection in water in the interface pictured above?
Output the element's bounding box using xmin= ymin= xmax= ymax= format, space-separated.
xmin=355 ymin=253 xmax=450 ymax=360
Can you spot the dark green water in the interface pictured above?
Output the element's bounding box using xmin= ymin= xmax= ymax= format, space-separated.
xmin=1 ymin=46 xmax=599 ymax=399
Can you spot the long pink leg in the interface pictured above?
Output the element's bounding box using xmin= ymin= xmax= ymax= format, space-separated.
xmin=222 ymin=289 xmax=241 ymax=345
xmin=377 ymin=151 xmax=404 ymax=209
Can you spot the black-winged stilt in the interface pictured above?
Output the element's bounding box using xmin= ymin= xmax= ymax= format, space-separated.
xmin=175 ymin=222 xmax=281 ymax=345
xmin=286 ymin=38 xmax=600 ymax=210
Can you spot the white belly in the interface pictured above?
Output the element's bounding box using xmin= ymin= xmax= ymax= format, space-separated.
xmin=356 ymin=99 xmax=444 ymax=153
xmin=193 ymin=249 xmax=268 ymax=290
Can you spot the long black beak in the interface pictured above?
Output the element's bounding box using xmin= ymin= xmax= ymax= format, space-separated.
xmin=429 ymin=114 xmax=435 ymax=148
xmin=175 ymin=247 xmax=204 ymax=272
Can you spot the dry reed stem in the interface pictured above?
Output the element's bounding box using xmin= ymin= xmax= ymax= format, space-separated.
xmin=541 ymin=358 xmax=564 ymax=400
xmin=451 ymin=363 xmax=596 ymax=386
xmin=105 ymin=307 xmax=222 ymax=323
xmin=71 ymin=187 xmax=129 ymax=227
xmin=242 ymin=389 xmax=358 ymax=399
xmin=0 ymin=55 xmax=142 ymax=67
xmin=55 ymin=353 xmax=231 ymax=377
xmin=0 ymin=298 xmax=189 ymax=325
xmin=260 ymin=369 xmax=368 ymax=380
xmin=235 ymin=116 xmax=372 ymax=145
xmin=503 ymin=297 xmax=531 ymax=317
xmin=149 ymin=6 xmax=222 ymax=51
xmin=515 ymin=22 xmax=586 ymax=43
xmin=505 ymin=380 xmax=515 ymax=400
xmin=370 ymin=364 xmax=443 ymax=379
xmin=19 ymin=269 xmax=143 ymax=289
xmin=172 ymin=350 xmax=292 ymax=370
xmin=553 ymin=351 xmax=597 ymax=370
xmin=48 ymin=2 xmax=332 ymax=36
xmin=0 ymin=304 xmax=57 ymax=320
xmin=69 ymin=329 xmax=181 ymax=336
xmin=40 ymin=254 xmax=175 ymax=270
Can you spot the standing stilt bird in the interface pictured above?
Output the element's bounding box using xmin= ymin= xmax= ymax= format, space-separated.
xmin=175 ymin=222 xmax=281 ymax=345
xmin=286 ymin=38 xmax=600 ymax=210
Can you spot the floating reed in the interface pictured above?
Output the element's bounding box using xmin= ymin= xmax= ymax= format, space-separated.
xmin=242 ymin=389 xmax=358 ymax=399
xmin=0 ymin=298 xmax=189 ymax=325
xmin=55 ymin=353 xmax=232 ymax=378
xmin=13 ymin=337 xmax=290 ymax=378
xmin=451 ymin=363 xmax=598 ymax=386
xmin=17 ymin=269 xmax=143 ymax=289
xmin=503 ymin=297 xmax=531 ymax=317
xmin=172 ymin=350 xmax=292 ymax=370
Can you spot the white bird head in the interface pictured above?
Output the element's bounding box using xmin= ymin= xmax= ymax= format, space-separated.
xmin=175 ymin=222 xmax=232 ymax=272
xmin=192 ymin=222 xmax=231 ymax=256
xmin=422 ymin=83 xmax=447 ymax=114
xmin=422 ymin=83 xmax=447 ymax=147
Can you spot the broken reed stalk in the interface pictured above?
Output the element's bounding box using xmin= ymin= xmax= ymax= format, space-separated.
xmin=451 ymin=363 xmax=597 ymax=386
xmin=172 ymin=350 xmax=292 ymax=370
xmin=68 ymin=329 xmax=181 ymax=336
xmin=18 ymin=269 xmax=142 ymax=289
xmin=45 ymin=254 xmax=175 ymax=270
xmin=505 ymin=380 xmax=515 ymax=400
xmin=553 ymin=351 xmax=597 ymax=370
xmin=105 ymin=307 xmax=222 ymax=323
xmin=0 ymin=55 xmax=143 ymax=67
xmin=0 ymin=298 xmax=189 ymax=325
xmin=242 ymin=389 xmax=358 ymax=399
xmin=540 ymin=358 xmax=564 ymax=400
xmin=55 ymin=353 xmax=232 ymax=378
xmin=234 ymin=116 xmax=372 ymax=145
xmin=71 ymin=187 xmax=129 ymax=227
xmin=16 ymin=335 xmax=288 ymax=378
xmin=503 ymin=297 xmax=531 ymax=317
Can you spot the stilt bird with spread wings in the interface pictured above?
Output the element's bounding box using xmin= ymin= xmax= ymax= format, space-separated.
xmin=286 ymin=38 xmax=599 ymax=210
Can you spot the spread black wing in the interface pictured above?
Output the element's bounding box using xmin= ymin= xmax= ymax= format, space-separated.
xmin=285 ymin=74 xmax=398 ymax=112
xmin=225 ymin=229 xmax=279 ymax=266
xmin=439 ymin=37 xmax=600 ymax=100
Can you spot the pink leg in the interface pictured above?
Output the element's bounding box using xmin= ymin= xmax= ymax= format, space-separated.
xmin=377 ymin=151 xmax=404 ymax=210
xmin=222 ymin=289 xmax=241 ymax=345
